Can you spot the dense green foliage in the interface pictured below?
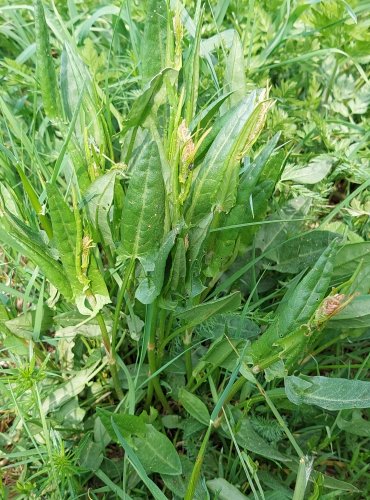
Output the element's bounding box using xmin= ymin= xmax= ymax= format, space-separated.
xmin=0 ymin=0 xmax=369 ymax=498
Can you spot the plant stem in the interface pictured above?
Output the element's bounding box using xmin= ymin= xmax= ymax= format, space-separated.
xmin=185 ymin=425 xmax=212 ymax=500
xmin=293 ymin=456 xmax=311 ymax=500
xmin=96 ymin=312 xmax=124 ymax=400
xmin=147 ymin=344 xmax=170 ymax=412
xmin=144 ymin=379 xmax=154 ymax=410
xmin=146 ymin=302 xmax=171 ymax=412
xmin=183 ymin=329 xmax=193 ymax=382
xmin=111 ymin=260 xmax=134 ymax=352
xmin=225 ymin=376 xmax=246 ymax=403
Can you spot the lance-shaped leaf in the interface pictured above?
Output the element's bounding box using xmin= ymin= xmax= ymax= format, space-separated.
xmin=328 ymin=295 xmax=370 ymax=329
xmin=120 ymin=140 xmax=165 ymax=263
xmin=266 ymin=231 xmax=339 ymax=274
xmin=193 ymin=100 xmax=235 ymax=164
xmin=235 ymin=419 xmax=290 ymax=462
xmin=255 ymin=196 xmax=311 ymax=252
xmin=186 ymin=92 xmax=271 ymax=225
xmin=47 ymin=183 xmax=110 ymax=315
xmin=123 ymin=68 xmax=177 ymax=132
xmin=205 ymin=134 xmax=282 ymax=276
xmin=135 ymin=224 xmax=182 ymax=304
xmin=34 ymin=0 xmax=61 ymax=119
xmin=178 ymin=388 xmax=210 ymax=426
xmin=84 ymin=168 xmax=123 ymax=252
xmin=133 ymin=424 xmax=182 ymax=476
xmin=47 ymin=184 xmax=82 ymax=297
xmin=223 ymin=32 xmax=247 ymax=109
xmin=0 ymin=212 xmax=72 ymax=300
xmin=141 ymin=0 xmax=168 ymax=85
xmin=176 ymin=291 xmax=241 ymax=329
xmin=183 ymin=2 xmax=202 ymax=123
xmin=169 ymin=237 xmax=187 ymax=293
xmin=251 ymin=241 xmax=337 ymax=364
xmin=60 ymin=42 xmax=111 ymax=164
xmin=285 ymin=375 xmax=370 ymax=410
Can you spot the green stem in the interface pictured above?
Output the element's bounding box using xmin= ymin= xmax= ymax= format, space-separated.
xmin=147 ymin=346 xmax=170 ymax=411
xmin=183 ymin=329 xmax=193 ymax=382
xmin=144 ymin=379 xmax=154 ymax=410
xmin=147 ymin=302 xmax=171 ymax=412
xmin=293 ymin=456 xmax=311 ymax=500
xmin=157 ymin=308 xmax=167 ymax=348
xmin=185 ymin=425 xmax=212 ymax=500
xmin=96 ymin=312 xmax=124 ymax=400
xmin=111 ymin=260 xmax=134 ymax=352
xmin=224 ymin=376 xmax=246 ymax=403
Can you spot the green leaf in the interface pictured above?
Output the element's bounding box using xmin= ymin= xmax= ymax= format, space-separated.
xmin=135 ymin=224 xmax=182 ymax=304
xmin=11 ymin=165 xmax=53 ymax=238
xmin=333 ymin=242 xmax=370 ymax=278
xmin=60 ymin=41 xmax=110 ymax=163
xmin=328 ymin=295 xmax=370 ymax=328
xmin=337 ymin=410 xmax=370 ymax=437
xmin=205 ymin=134 xmax=281 ymax=275
xmin=161 ymin=455 xmax=209 ymax=500
xmin=223 ymin=32 xmax=247 ymax=109
xmin=195 ymin=313 xmax=260 ymax=340
xmin=190 ymin=92 xmax=232 ymax=133
xmin=282 ymin=155 xmax=334 ymax=184
xmin=123 ymin=68 xmax=177 ymax=131
xmin=111 ymin=419 xmax=168 ymax=500
xmin=133 ymin=424 xmax=182 ymax=475
xmin=0 ymin=213 xmax=72 ymax=300
xmin=183 ymin=2 xmax=202 ymax=124
xmin=46 ymin=183 xmax=82 ymax=297
xmin=34 ymin=0 xmax=61 ymax=119
xmin=47 ymin=183 xmax=110 ymax=315
xmin=5 ymin=308 xmax=53 ymax=340
xmin=42 ymin=362 xmax=101 ymax=413
xmin=193 ymin=336 xmax=251 ymax=377
xmin=79 ymin=440 xmax=103 ymax=472
xmin=251 ymin=241 xmax=337 ymax=365
xmin=141 ymin=0 xmax=168 ymax=85
xmin=176 ymin=291 xmax=241 ymax=327
xmin=120 ymin=140 xmax=165 ymax=263
xmin=267 ymin=231 xmax=339 ymax=274
xmin=96 ymin=408 xmax=146 ymax=440
xmin=256 ymin=196 xmax=311 ymax=252
xmin=285 ymin=375 xmax=370 ymax=410
xmin=186 ymin=212 xmax=213 ymax=270
xmin=319 ymin=474 xmax=359 ymax=493
xmin=85 ymin=168 xmax=123 ymax=251
xmin=178 ymin=388 xmax=210 ymax=425
xmin=193 ymin=103 xmax=234 ymax=164
xmin=207 ymin=478 xmax=250 ymax=500
xmin=186 ymin=93 xmax=271 ymax=226
xmin=81 ymin=251 xmax=111 ymax=316
xmin=200 ymin=29 xmax=235 ymax=55
xmin=169 ymin=237 xmax=187 ymax=293
xmin=214 ymin=0 xmax=231 ymax=27
xmin=235 ymin=419 xmax=290 ymax=462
